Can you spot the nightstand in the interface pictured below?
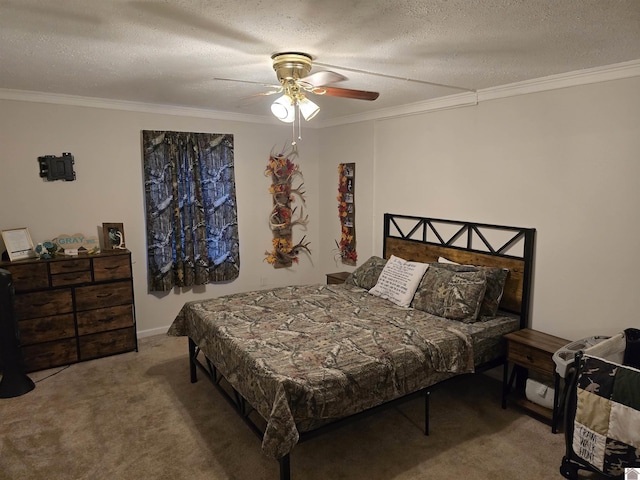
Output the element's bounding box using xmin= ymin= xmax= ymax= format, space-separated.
xmin=326 ymin=271 xmax=350 ymax=285
xmin=502 ymin=328 xmax=569 ymax=433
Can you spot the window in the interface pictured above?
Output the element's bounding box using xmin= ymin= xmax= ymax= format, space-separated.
xmin=142 ymin=131 xmax=239 ymax=291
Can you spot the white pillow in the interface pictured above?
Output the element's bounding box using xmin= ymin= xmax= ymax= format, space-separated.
xmin=369 ymin=255 xmax=429 ymax=307
xmin=438 ymin=256 xmax=458 ymax=264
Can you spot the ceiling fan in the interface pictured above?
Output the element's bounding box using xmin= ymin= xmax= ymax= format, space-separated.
xmin=215 ymin=52 xmax=380 ymax=124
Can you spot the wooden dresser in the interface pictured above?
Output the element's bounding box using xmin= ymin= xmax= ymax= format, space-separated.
xmin=0 ymin=250 xmax=137 ymax=372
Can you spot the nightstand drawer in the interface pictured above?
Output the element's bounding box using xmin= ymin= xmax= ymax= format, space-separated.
xmin=508 ymin=342 xmax=555 ymax=375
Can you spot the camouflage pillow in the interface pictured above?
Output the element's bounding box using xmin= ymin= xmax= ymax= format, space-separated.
xmin=344 ymin=256 xmax=387 ymax=290
xmin=433 ymin=262 xmax=509 ymax=317
xmin=411 ymin=266 xmax=487 ymax=323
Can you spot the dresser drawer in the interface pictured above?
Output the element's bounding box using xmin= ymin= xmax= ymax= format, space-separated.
xmin=49 ymin=258 xmax=91 ymax=275
xmin=22 ymin=338 xmax=78 ymax=372
xmin=51 ymin=270 xmax=92 ymax=287
xmin=79 ymin=327 xmax=136 ymax=360
xmin=18 ymin=314 xmax=76 ymax=345
xmin=508 ymin=341 xmax=555 ymax=376
xmin=77 ymin=304 xmax=134 ymax=335
xmin=93 ymin=255 xmax=131 ymax=282
xmin=6 ymin=262 xmax=49 ymax=291
xmin=14 ymin=289 xmax=73 ymax=320
xmin=75 ymin=280 xmax=133 ymax=311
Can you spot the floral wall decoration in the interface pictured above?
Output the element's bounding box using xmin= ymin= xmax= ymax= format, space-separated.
xmin=336 ymin=162 xmax=357 ymax=265
xmin=264 ymin=147 xmax=310 ymax=268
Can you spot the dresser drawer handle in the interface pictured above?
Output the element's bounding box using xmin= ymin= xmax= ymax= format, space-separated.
xmin=32 ymin=302 xmax=48 ymax=307
xmin=526 ymin=354 xmax=534 ymax=362
xmin=98 ymin=317 xmax=115 ymax=323
xmin=96 ymin=293 xmax=113 ymax=298
xmin=103 ymin=266 xmax=121 ymax=270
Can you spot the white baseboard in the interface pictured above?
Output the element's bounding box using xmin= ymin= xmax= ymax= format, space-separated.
xmin=137 ymin=326 xmax=170 ymax=338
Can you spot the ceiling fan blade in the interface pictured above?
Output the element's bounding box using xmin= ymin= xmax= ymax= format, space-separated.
xmin=302 ymin=71 xmax=347 ymax=86
xmin=213 ymin=77 xmax=281 ymax=90
xmin=319 ymin=86 xmax=379 ymax=101
xmin=256 ymin=89 xmax=283 ymax=96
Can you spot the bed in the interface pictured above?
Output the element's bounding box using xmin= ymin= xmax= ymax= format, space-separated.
xmin=168 ymin=214 xmax=536 ymax=479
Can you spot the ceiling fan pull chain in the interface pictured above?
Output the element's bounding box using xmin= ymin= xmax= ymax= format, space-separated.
xmin=291 ymin=116 xmax=296 ymax=146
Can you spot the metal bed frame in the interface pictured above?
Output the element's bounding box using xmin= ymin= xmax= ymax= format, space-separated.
xmin=185 ymin=213 xmax=536 ymax=480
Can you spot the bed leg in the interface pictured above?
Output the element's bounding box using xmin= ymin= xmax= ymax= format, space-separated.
xmin=279 ymin=454 xmax=290 ymax=480
xmin=424 ymin=390 xmax=430 ymax=436
xmin=188 ymin=337 xmax=197 ymax=383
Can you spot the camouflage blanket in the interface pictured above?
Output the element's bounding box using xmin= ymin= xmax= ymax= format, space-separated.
xmin=572 ymin=354 xmax=640 ymax=476
xmin=169 ymin=283 xmax=480 ymax=459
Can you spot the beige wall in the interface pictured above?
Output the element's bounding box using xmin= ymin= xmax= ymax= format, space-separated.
xmin=2 ymin=74 xmax=639 ymax=341
xmin=0 ymin=100 xmax=322 ymax=336
xmin=319 ymin=76 xmax=640 ymax=340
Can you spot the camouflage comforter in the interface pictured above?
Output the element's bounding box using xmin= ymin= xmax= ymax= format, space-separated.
xmin=168 ymin=283 xmax=511 ymax=459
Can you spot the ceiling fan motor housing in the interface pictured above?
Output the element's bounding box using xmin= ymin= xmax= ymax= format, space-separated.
xmin=271 ymin=52 xmax=312 ymax=83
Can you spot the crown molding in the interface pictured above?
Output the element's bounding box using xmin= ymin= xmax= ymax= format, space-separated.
xmin=319 ymin=59 xmax=640 ymax=127
xmin=316 ymin=91 xmax=479 ymax=128
xmin=1 ymin=60 xmax=638 ymax=127
xmin=477 ymin=58 xmax=640 ymax=102
xmin=0 ymin=88 xmax=273 ymax=125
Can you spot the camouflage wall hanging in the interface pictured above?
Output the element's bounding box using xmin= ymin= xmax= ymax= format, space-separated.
xmin=264 ymin=147 xmax=310 ymax=268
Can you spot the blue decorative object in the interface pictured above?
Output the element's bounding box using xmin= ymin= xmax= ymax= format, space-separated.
xmin=34 ymin=241 xmax=58 ymax=259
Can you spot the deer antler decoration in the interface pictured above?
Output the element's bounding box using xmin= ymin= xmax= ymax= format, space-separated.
xmin=264 ymin=148 xmax=311 ymax=267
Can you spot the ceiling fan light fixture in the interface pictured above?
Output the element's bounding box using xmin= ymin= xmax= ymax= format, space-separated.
xmin=298 ymin=96 xmax=320 ymax=121
xmin=271 ymin=95 xmax=295 ymax=123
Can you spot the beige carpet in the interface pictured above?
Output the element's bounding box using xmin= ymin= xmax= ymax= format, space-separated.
xmin=0 ymin=334 xmax=602 ymax=480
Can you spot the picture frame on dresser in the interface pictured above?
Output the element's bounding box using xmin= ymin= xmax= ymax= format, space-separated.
xmin=1 ymin=227 xmax=36 ymax=261
xmin=102 ymin=222 xmax=126 ymax=250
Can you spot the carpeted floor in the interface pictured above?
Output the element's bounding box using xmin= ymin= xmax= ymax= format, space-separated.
xmin=0 ymin=334 xmax=603 ymax=480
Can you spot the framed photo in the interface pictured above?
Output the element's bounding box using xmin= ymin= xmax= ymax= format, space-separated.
xmin=1 ymin=227 xmax=36 ymax=261
xmin=102 ymin=223 xmax=126 ymax=250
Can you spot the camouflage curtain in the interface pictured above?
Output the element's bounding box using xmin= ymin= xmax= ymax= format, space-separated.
xmin=142 ymin=131 xmax=239 ymax=291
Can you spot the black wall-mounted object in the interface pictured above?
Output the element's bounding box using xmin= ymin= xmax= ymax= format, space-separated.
xmin=0 ymin=268 xmax=36 ymax=398
xmin=38 ymin=152 xmax=76 ymax=181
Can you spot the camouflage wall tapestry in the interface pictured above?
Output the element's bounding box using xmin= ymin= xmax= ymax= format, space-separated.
xmin=142 ymin=131 xmax=239 ymax=291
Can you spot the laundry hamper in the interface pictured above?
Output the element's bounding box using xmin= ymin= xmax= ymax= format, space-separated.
xmin=560 ymin=329 xmax=640 ymax=479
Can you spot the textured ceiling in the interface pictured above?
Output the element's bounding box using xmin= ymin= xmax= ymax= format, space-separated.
xmin=1 ymin=0 xmax=639 ymax=123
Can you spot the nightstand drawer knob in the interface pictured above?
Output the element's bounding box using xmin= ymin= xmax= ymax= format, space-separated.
xmin=526 ymin=354 xmax=533 ymax=362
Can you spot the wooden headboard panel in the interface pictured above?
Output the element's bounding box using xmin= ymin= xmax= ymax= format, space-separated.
xmin=383 ymin=214 xmax=536 ymax=329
